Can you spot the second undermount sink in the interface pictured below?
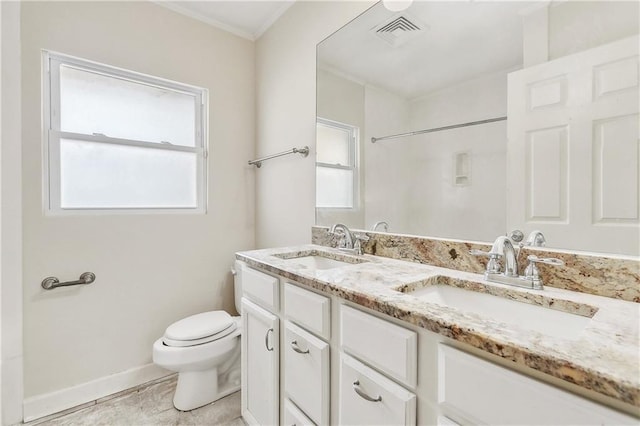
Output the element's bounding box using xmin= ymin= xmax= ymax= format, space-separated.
xmin=400 ymin=277 xmax=596 ymax=339
xmin=273 ymin=250 xmax=367 ymax=271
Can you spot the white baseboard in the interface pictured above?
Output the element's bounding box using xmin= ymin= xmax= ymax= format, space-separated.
xmin=23 ymin=363 xmax=171 ymax=422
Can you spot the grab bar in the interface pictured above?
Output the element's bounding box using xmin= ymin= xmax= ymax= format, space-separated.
xmin=248 ymin=146 xmax=309 ymax=168
xmin=41 ymin=272 xmax=96 ymax=290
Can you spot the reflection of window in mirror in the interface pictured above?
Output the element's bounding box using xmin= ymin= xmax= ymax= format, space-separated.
xmin=316 ymin=118 xmax=358 ymax=209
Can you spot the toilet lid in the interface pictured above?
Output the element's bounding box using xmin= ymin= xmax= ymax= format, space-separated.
xmin=164 ymin=311 xmax=234 ymax=341
xmin=163 ymin=321 xmax=238 ymax=347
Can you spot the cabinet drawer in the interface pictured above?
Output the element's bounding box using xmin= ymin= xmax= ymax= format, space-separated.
xmin=340 ymin=305 xmax=417 ymax=387
xmin=284 ymin=282 xmax=331 ymax=339
xmin=284 ymin=321 xmax=330 ymax=425
xmin=438 ymin=345 xmax=636 ymax=425
xmin=339 ymin=353 xmax=416 ymax=426
xmin=283 ymin=399 xmax=315 ymax=426
xmin=241 ymin=266 xmax=279 ymax=312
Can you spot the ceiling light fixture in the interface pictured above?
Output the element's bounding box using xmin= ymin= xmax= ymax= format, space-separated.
xmin=382 ymin=0 xmax=413 ymax=12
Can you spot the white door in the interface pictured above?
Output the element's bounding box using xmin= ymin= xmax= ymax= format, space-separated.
xmin=241 ymin=298 xmax=279 ymax=426
xmin=507 ymin=35 xmax=639 ymax=255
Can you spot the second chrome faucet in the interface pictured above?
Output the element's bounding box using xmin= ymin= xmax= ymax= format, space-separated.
xmin=471 ymin=232 xmax=563 ymax=290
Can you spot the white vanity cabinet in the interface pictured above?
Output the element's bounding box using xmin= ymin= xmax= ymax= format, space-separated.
xmin=239 ymin=262 xmax=637 ymax=426
xmin=241 ymin=298 xmax=280 ymax=426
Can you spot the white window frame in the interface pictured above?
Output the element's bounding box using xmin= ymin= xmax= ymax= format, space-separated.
xmin=315 ymin=117 xmax=359 ymax=210
xmin=42 ymin=50 xmax=209 ymax=215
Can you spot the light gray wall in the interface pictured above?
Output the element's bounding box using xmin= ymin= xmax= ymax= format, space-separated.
xmin=21 ymin=0 xmax=255 ymax=402
xmin=1 ymin=2 xmax=23 ymax=424
xmin=255 ymin=1 xmax=375 ymax=248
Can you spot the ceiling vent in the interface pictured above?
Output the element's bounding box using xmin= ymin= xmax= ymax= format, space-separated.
xmin=373 ymin=13 xmax=427 ymax=47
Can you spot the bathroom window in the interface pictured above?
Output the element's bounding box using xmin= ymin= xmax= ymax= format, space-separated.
xmin=42 ymin=51 xmax=208 ymax=214
xmin=316 ymin=118 xmax=358 ymax=209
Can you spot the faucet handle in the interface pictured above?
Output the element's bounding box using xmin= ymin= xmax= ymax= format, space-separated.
xmin=469 ymin=249 xmax=502 ymax=273
xmin=524 ymin=255 xmax=564 ymax=282
xmin=469 ymin=249 xmax=491 ymax=257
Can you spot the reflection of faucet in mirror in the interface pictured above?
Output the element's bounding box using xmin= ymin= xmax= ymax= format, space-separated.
xmin=525 ymin=230 xmax=546 ymax=247
xmin=371 ymin=221 xmax=389 ymax=232
xmin=329 ymin=224 xmax=369 ymax=255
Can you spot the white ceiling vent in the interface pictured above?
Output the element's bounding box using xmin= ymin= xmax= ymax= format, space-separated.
xmin=373 ymin=13 xmax=427 ymax=47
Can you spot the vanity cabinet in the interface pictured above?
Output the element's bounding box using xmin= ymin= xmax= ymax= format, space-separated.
xmin=241 ymin=298 xmax=279 ymax=426
xmin=239 ymin=262 xmax=637 ymax=426
xmin=241 ymin=264 xmax=331 ymax=425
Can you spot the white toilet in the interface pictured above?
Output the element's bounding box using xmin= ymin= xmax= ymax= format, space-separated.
xmin=152 ymin=262 xmax=243 ymax=411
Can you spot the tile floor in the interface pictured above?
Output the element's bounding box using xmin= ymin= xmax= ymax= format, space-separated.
xmin=24 ymin=376 xmax=244 ymax=426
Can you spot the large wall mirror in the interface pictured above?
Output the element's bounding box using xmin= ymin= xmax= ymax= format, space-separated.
xmin=316 ymin=0 xmax=639 ymax=256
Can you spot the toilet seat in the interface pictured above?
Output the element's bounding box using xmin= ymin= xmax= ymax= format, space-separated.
xmin=163 ymin=311 xmax=237 ymax=348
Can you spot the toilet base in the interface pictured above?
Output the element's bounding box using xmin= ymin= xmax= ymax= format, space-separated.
xmin=173 ymin=365 xmax=241 ymax=412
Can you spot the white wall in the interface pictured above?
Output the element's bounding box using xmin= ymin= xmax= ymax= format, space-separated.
xmin=316 ymin=69 xmax=365 ymax=229
xmin=255 ymin=1 xmax=374 ymax=248
xmin=548 ymin=1 xmax=639 ymax=60
xmin=1 ymin=2 xmax=24 ymax=424
xmin=21 ymin=1 xmax=255 ymax=417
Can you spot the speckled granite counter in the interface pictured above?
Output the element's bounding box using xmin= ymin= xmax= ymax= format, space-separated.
xmin=236 ymin=244 xmax=640 ymax=411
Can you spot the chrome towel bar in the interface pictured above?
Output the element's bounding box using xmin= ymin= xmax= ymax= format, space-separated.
xmin=248 ymin=146 xmax=309 ymax=168
xmin=42 ymin=272 xmax=96 ymax=290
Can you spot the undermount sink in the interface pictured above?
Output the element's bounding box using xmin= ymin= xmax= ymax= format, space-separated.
xmin=273 ymin=250 xmax=367 ymax=270
xmin=399 ymin=277 xmax=596 ymax=339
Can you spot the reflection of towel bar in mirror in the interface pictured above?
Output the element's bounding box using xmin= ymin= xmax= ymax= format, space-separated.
xmin=41 ymin=272 xmax=96 ymax=290
xmin=249 ymin=146 xmax=310 ymax=168
xmin=371 ymin=116 xmax=507 ymax=143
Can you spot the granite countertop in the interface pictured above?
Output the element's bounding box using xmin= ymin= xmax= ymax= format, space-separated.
xmin=236 ymin=244 xmax=640 ymax=410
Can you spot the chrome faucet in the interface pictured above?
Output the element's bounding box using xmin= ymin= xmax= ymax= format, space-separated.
xmin=371 ymin=221 xmax=389 ymax=232
xmin=329 ymin=223 xmax=369 ymax=255
xmin=471 ymin=235 xmax=563 ymax=290
xmin=491 ymin=236 xmax=518 ymax=277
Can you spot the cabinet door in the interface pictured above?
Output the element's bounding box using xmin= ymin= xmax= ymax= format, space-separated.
xmin=284 ymin=321 xmax=330 ymax=425
xmin=438 ymin=345 xmax=637 ymax=425
xmin=241 ymin=298 xmax=279 ymax=426
xmin=283 ymin=399 xmax=315 ymax=426
xmin=339 ymin=353 xmax=416 ymax=426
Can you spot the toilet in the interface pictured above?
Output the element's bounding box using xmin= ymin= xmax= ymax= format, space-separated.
xmin=152 ymin=261 xmax=243 ymax=411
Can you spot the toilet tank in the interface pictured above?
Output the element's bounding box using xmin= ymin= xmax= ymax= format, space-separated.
xmin=233 ymin=260 xmax=244 ymax=314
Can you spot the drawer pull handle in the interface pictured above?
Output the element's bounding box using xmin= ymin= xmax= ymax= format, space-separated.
xmin=353 ymin=380 xmax=382 ymax=402
xmin=265 ymin=328 xmax=274 ymax=351
xmin=290 ymin=340 xmax=310 ymax=354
